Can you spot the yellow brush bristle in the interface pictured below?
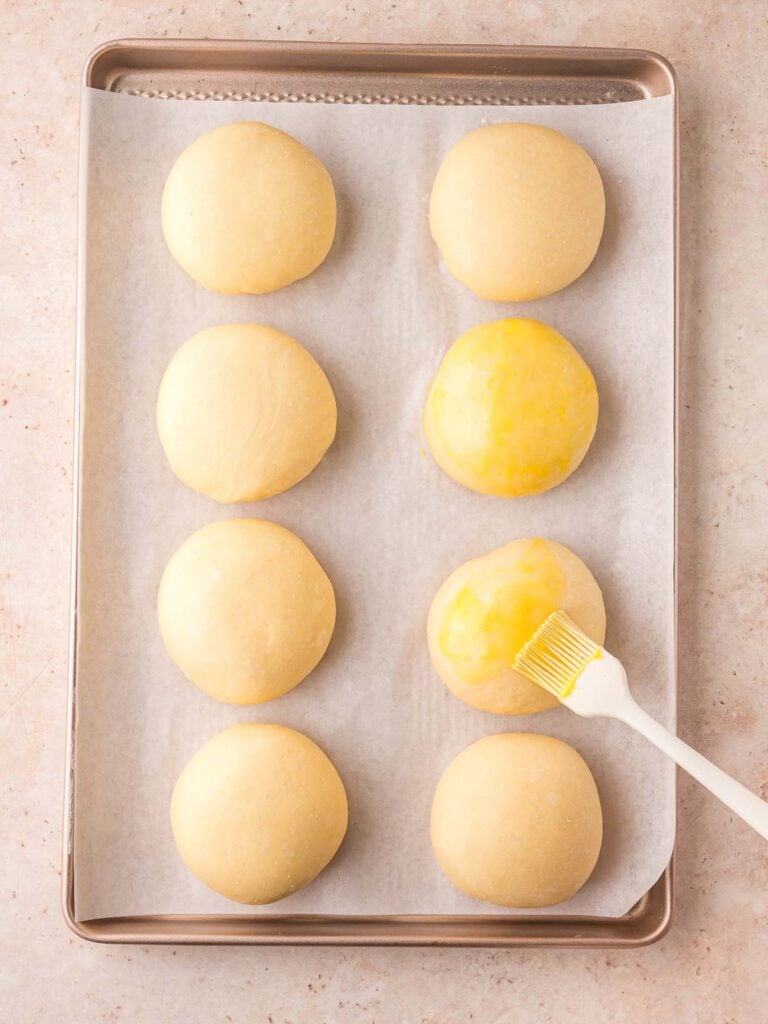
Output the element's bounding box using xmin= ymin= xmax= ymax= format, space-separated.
xmin=513 ymin=610 xmax=602 ymax=699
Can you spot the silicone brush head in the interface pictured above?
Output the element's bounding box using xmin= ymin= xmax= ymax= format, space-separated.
xmin=513 ymin=610 xmax=602 ymax=700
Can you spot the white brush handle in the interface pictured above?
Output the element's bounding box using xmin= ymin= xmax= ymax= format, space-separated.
xmin=616 ymin=695 xmax=768 ymax=841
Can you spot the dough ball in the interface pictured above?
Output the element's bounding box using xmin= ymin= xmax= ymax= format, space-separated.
xmin=428 ymin=538 xmax=605 ymax=715
xmin=429 ymin=122 xmax=605 ymax=301
xmin=171 ymin=724 xmax=348 ymax=904
xmin=161 ymin=121 xmax=336 ymax=294
xmin=158 ymin=518 xmax=335 ymax=704
xmin=157 ymin=323 xmax=336 ymax=503
xmin=424 ymin=318 xmax=598 ymax=497
xmin=431 ymin=733 xmax=602 ymax=908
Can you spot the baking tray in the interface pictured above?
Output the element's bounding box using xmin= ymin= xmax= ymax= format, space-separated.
xmin=65 ymin=39 xmax=678 ymax=947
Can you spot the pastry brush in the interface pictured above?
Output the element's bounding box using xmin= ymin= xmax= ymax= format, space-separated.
xmin=514 ymin=610 xmax=768 ymax=840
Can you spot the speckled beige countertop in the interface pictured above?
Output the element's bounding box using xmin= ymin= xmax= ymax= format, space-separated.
xmin=2 ymin=1 xmax=767 ymax=1021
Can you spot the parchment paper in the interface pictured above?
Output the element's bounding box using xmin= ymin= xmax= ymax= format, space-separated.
xmin=74 ymin=87 xmax=676 ymax=920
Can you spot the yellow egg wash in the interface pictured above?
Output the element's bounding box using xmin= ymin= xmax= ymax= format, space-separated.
xmin=437 ymin=539 xmax=566 ymax=684
xmin=424 ymin=319 xmax=598 ymax=498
